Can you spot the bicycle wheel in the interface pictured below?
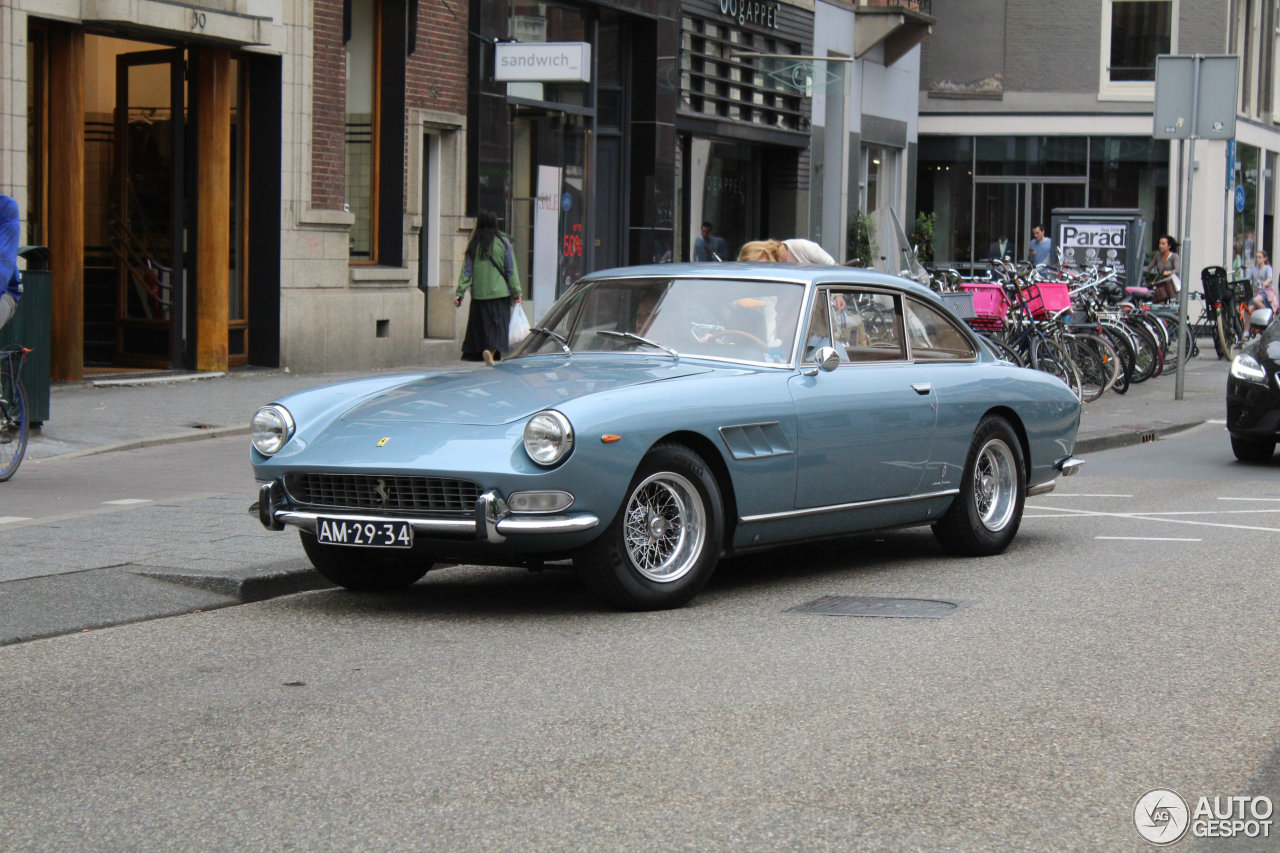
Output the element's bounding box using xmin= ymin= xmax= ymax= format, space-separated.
xmin=1064 ymin=334 xmax=1108 ymax=402
xmin=1125 ymin=318 xmax=1162 ymax=381
xmin=1031 ymin=337 xmax=1083 ymax=400
xmin=0 ymin=367 xmax=28 ymax=481
xmin=1075 ymin=331 xmax=1123 ymax=397
xmin=980 ymin=333 xmax=1025 ymax=365
xmin=1213 ymin=308 xmax=1233 ymax=359
xmin=1102 ymin=329 xmax=1132 ymax=395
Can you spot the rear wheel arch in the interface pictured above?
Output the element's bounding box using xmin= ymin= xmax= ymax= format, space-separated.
xmin=982 ymin=406 xmax=1030 ymax=470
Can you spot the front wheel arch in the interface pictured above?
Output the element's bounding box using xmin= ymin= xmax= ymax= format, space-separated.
xmin=647 ymin=430 xmax=738 ymax=553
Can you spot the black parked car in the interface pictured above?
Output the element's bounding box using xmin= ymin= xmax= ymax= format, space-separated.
xmin=1227 ymin=321 xmax=1280 ymax=462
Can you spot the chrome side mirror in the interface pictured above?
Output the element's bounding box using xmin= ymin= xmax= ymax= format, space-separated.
xmin=814 ymin=346 xmax=841 ymax=372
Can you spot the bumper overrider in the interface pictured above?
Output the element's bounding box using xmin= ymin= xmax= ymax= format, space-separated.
xmin=1026 ymin=454 xmax=1085 ymax=497
xmin=255 ymin=482 xmax=600 ymax=544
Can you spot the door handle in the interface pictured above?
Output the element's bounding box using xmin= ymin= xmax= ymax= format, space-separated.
xmin=911 ymin=383 xmax=932 ymax=395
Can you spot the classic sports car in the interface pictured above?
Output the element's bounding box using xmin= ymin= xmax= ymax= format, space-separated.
xmin=251 ymin=264 xmax=1083 ymax=610
xmin=1227 ymin=320 xmax=1280 ymax=462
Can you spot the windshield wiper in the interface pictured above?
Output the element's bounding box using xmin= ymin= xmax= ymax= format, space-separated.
xmin=598 ymin=330 xmax=679 ymax=359
xmin=531 ymin=327 xmax=571 ymax=354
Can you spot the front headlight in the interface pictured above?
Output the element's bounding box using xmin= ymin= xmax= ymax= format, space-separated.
xmin=251 ymin=405 xmax=295 ymax=455
xmin=1230 ymin=353 xmax=1269 ymax=385
xmin=523 ymin=410 xmax=574 ymax=466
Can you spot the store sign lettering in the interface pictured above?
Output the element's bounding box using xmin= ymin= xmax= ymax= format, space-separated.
xmin=495 ymin=42 xmax=591 ymax=83
xmin=1060 ymin=224 xmax=1127 ymax=249
xmin=719 ymin=0 xmax=779 ymax=29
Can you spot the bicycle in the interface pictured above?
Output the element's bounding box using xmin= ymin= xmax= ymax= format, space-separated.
xmin=0 ymin=345 xmax=30 ymax=481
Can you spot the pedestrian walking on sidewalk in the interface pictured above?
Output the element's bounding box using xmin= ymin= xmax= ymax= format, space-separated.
xmin=455 ymin=209 xmax=522 ymax=365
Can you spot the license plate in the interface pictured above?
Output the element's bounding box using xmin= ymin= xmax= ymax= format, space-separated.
xmin=316 ymin=517 xmax=413 ymax=548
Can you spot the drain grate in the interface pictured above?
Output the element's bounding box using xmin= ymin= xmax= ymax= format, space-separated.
xmin=788 ymin=595 xmax=975 ymax=618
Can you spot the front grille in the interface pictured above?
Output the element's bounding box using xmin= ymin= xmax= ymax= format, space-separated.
xmin=283 ymin=473 xmax=482 ymax=516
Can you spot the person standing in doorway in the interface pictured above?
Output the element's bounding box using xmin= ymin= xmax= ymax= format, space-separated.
xmin=455 ymin=209 xmax=522 ymax=365
xmin=1028 ymin=224 xmax=1053 ymax=269
xmin=694 ymin=221 xmax=727 ymax=261
xmin=0 ymin=195 xmax=20 ymax=332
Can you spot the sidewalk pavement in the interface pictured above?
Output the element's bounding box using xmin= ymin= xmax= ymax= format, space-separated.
xmin=0 ymin=350 xmax=1232 ymax=645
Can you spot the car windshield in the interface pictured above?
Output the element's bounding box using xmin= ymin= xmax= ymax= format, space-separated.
xmin=512 ymin=277 xmax=806 ymax=365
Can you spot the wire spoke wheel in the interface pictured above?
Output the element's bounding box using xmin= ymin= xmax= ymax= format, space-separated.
xmin=973 ymin=437 xmax=1018 ymax=532
xmin=622 ymin=472 xmax=706 ymax=583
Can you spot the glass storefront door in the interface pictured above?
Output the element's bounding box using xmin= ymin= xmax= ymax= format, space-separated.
xmin=114 ymin=48 xmax=186 ymax=366
xmin=974 ymin=180 xmax=1086 ymax=264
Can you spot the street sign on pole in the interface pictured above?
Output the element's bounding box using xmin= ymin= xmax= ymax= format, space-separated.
xmin=1153 ymin=54 xmax=1240 ymax=401
xmin=1154 ymin=55 xmax=1239 ymax=140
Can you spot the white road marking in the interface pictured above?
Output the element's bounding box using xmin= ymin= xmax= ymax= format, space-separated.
xmin=1040 ymin=493 xmax=1132 ymax=498
xmin=1218 ymin=496 xmax=1280 ymax=502
xmin=1096 ymin=536 xmax=1202 ymax=542
xmin=1027 ymin=503 xmax=1280 ymax=533
xmin=101 ymin=499 xmax=152 ymax=506
xmin=0 ymin=516 xmax=33 ymax=524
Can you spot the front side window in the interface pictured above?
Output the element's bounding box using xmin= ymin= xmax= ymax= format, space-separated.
xmin=1101 ymin=0 xmax=1174 ymax=98
xmin=809 ymin=289 xmax=906 ymax=363
xmin=905 ymin=299 xmax=977 ymax=362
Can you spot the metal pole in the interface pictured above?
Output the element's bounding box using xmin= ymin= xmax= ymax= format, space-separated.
xmin=1175 ymin=56 xmax=1202 ymax=401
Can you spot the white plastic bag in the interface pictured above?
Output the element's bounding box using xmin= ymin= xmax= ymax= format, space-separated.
xmin=1169 ymin=272 xmax=1181 ymax=293
xmin=508 ymin=304 xmax=531 ymax=347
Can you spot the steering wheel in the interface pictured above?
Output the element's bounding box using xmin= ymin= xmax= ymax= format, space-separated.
xmin=709 ymin=329 xmax=768 ymax=348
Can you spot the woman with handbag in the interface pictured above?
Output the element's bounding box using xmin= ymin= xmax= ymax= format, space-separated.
xmin=455 ymin=209 xmax=522 ymax=365
xmin=1144 ymin=234 xmax=1181 ymax=304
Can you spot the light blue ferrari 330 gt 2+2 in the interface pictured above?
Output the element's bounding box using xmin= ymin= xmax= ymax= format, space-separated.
xmin=251 ymin=263 xmax=1082 ymax=610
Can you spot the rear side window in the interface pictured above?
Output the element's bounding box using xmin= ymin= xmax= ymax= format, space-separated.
xmin=905 ymin=298 xmax=977 ymax=361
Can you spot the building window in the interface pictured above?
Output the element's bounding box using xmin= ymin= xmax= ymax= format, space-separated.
xmin=1100 ymin=0 xmax=1176 ymax=100
xmin=346 ymin=0 xmax=379 ymax=262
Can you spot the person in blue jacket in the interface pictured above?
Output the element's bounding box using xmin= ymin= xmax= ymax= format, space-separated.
xmin=0 ymin=195 xmax=19 ymax=331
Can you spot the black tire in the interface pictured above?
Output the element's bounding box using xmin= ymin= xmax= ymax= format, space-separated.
xmin=576 ymin=443 xmax=724 ymax=610
xmin=0 ymin=371 xmax=28 ymax=482
xmin=1213 ymin=310 xmax=1233 ymax=359
xmin=1231 ymin=435 xmax=1276 ymax=463
xmin=933 ymin=416 xmax=1026 ymax=557
xmin=300 ymin=531 xmax=433 ymax=590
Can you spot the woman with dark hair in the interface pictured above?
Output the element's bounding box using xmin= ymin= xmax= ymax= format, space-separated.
xmin=1144 ymin=234 xmax=1181 ymax=303
xmin=455 ymin=209 xmax=522 ymax=364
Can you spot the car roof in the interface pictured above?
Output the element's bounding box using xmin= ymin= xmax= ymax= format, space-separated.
xmin=576 ymin=262 xmax=942 ymax=303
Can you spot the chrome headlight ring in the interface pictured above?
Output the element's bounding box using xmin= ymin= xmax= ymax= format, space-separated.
xmin=524 ymin=410 xmax=574 ymax=466
xmin=251 ymin=404 xmax=296 ymax=456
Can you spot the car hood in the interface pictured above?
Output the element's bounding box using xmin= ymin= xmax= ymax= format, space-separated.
xmin=336 ymin=357 xmax=714 ymax=427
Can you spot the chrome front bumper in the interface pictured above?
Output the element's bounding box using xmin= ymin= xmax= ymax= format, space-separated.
xmin=256 ymin=484 xmax=599 ymax=544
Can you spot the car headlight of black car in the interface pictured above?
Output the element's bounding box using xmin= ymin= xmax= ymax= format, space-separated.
xmin=1230 ymin=353 xmax=1269 ymax=385
xmin=523 ymin=410 xmax=574 ymax=466
xmin=251 ymin=404 xmax=296 ymax=455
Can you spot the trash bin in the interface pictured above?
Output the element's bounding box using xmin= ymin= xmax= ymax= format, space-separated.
xmin=0 ymin=246 xmax=51 ymax=424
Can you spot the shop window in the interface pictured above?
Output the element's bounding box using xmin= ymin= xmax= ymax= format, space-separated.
xmin=345 ymin=0 xmax=406 ymax=266
xmin=346 ymin=0 xmax=379 ymax=261
xmin=1099 ymin=0 xmax=1176 ymax=100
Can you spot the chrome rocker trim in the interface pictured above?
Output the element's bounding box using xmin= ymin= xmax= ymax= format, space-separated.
xmin=256 ymin=484 xmax=598 ymax=544
xmin=739 ymin=488 xmax=960 ymax=524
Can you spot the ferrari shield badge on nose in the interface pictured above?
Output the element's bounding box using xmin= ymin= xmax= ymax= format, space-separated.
xmin=376 ymin=437 xmax=389 ymax=447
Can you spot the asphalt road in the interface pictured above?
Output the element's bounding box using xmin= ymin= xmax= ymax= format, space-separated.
xmin=0 ymin=425 xmax=1277 ymax=851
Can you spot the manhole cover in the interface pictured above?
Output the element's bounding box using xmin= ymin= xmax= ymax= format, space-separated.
xmin=788 ymin=595 xmax=975 ymax=618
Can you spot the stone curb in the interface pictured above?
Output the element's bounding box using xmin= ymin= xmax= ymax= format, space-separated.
xmin=40 ymin=425 xmax=249 ymax=460
xmin=1073 ymin=420 xmax=1206 ymax=455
